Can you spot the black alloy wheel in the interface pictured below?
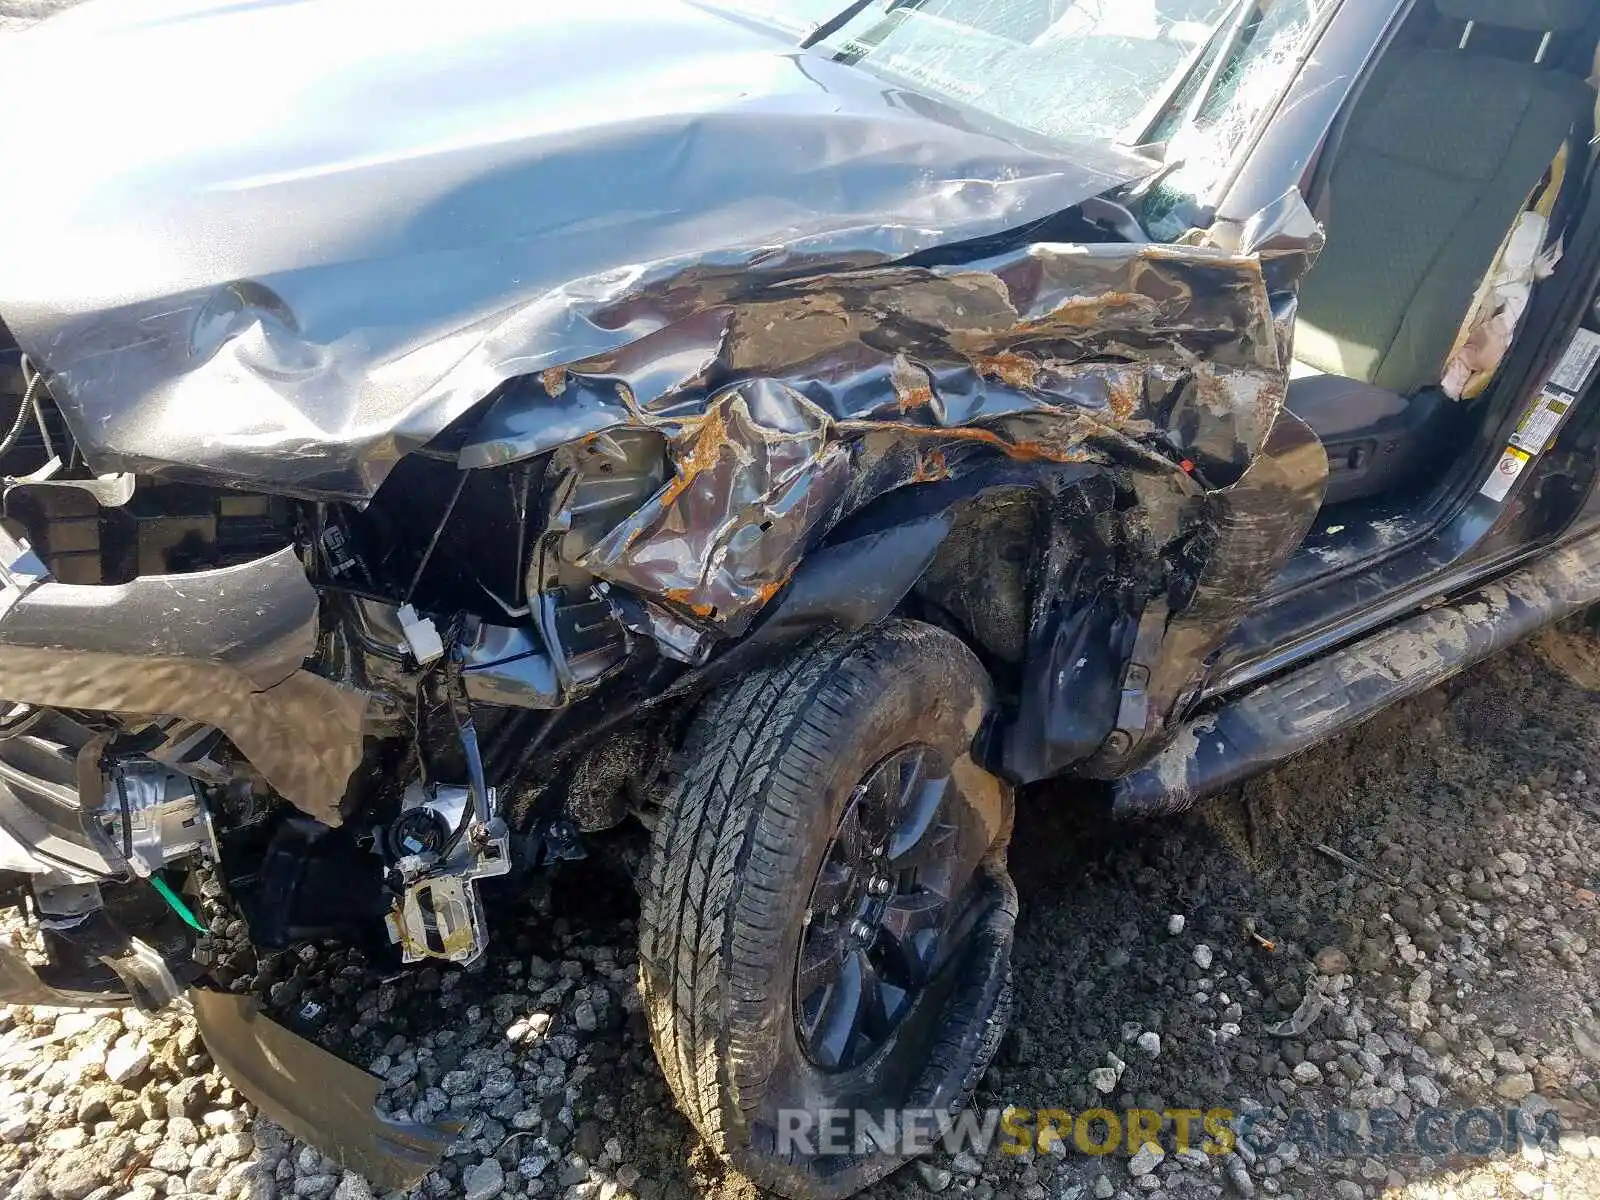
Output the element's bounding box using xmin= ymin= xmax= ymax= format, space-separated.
xmin=795 ymin=744 xmax=977 ymax=1072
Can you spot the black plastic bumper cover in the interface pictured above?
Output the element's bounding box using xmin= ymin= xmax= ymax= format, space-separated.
xmin=0 ymin=941 xmax=447 ymax=1185
xmin=190 ymin=989 xmax=455 ymax=1190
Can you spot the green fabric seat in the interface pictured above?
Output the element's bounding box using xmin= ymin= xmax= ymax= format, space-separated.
xmin=1293 ymin=50 xmax=1591 ymax=396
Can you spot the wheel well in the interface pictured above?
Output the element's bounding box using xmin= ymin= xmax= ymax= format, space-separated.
xmin=910 ymin=487 xmax=1038 ymax=676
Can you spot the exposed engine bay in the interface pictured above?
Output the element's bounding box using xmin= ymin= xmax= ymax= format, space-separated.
xmin=0 ymin=186 xmax=1326 ymax=994
xmin=0 ymin=372 xmax=517 ymax=975
xmin=0 ymin=394 xmax=673 ymax=981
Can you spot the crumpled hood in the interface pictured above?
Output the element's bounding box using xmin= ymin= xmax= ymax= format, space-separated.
xmin=0 ymin=0 xmax=1154 ymax=499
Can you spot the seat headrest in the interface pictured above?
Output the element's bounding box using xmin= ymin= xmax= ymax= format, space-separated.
xmin=1436 ymin=0 xmax=1592 ymax=33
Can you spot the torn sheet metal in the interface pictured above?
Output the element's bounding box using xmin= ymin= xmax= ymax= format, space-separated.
xmin=469 ymin=195 xmax=1323 ymax=630
xmin=0 ymin=0 xmax=1156 ymax=500
xmin=1107 ymin=404 xmax=1330 ymax=771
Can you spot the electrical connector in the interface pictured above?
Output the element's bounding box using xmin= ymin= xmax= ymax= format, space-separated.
xmin=397 ymin=604 xmax=445 ymax=664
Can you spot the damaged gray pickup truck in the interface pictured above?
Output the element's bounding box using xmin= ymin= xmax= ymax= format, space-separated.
xmin=5 ymin=0 xmax=1600 ymax=1195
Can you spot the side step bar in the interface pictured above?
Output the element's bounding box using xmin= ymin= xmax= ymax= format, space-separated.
xmin=1113 ymin=525 xmax=1600 ymax=818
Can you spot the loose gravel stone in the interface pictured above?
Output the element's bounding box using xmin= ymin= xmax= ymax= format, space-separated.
xmin=914 ymin=1162 xmax=953 ymax=1193
xmin=951 ymin=1152 xmax=983 ymax=1176
xmin=1497 ymin=1071 xmax=1537 ymax=1100
xmin=0 ymin=1110 xmax=27 ymax=1144
xmin=103 ymin=1043 xmax=150 ymax=1086
xmin=1407 ymin=1075 xmax=1441 ymax=1107
xmin=1128 ymin=1144 xmax=1164 ymax=1178
xmin=461 ymin=1159 xmax=504 ymax=1200
xmin=1314 ymin=946 xmax=1351 ymax=974
xmin=1224 ymin=1155 xmax=1255 ymax=1197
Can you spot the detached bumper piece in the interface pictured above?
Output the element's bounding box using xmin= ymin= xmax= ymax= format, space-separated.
xmin=0 ymin=936 xmax=146 ymax=1008
xmin=191 ymin=990 xmax=455 ymax=1190
xmin=31 ymin=906 xmax=196 ymax=1009
xmin=0 ymin=868 xmax=201 ymax=1009
xmin=0 ymin=917 xmax=194 ymax=1008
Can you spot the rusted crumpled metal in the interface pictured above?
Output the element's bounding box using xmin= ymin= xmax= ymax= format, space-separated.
xmin=464 ymin=192 xmax=1324 ymax=632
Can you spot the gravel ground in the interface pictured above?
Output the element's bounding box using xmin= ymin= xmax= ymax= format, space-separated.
xmin=1 ymin=7 xmax=1598 ymax=1200
xmin=1 ymin=620 xmax=1597 ymax=1200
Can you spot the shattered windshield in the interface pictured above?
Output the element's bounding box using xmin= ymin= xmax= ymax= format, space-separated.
xmin=727 ymin=1 xmax=1265 ymax=142
xmin=726 ymin=2 xmax=1330 ymax=204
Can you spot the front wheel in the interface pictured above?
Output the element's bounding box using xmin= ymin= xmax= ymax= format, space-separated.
xmin=639 ymin=621 xmax=1017 ymax=1199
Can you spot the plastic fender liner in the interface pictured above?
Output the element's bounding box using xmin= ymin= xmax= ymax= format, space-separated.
xmin=191 ymin=989 xmax=457 ymax=1190
xmin=1001 ymin=592 xmax=1139 ymax=782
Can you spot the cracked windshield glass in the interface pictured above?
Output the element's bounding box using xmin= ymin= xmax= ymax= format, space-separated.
xmin=728 ymin=0 xmax=1329 ymax=232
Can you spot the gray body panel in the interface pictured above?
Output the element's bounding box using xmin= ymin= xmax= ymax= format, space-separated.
xmin=0 ymin=0 xmax=1151 ymax=499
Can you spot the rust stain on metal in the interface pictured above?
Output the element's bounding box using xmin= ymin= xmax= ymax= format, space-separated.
xmin=660 ymin=560 xmax=795 ymax=618
xmin=837 ymin=419 xmax=1084 ymax=465
xmin=1111 ymin=387 xmax=1140 ymax=425
xmin=748 ymin=572 xmax=794 ymax=611
xmin=661 ymin=588 xmax=719 ymax=618
xmin=912 ymin=447 xmax=951 ymax=482
xmin=521 ymin=193 xmax=1324 ymax=635
xmin=659 ymin=404 xmax=733 ymax=507
xmin=975 ymin=351 xmax=1042 ymax=391
xmin=541 ymin=366 xmax=568 ymax=398
xmin=890 ymin=355 xmax=935 ymax=412
xmin=1039 ymin=289 xmax=1161 ymax=329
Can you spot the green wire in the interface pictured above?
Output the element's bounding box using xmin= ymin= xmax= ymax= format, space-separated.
xmin=151 ymin=875 xmax=208 ymax=934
